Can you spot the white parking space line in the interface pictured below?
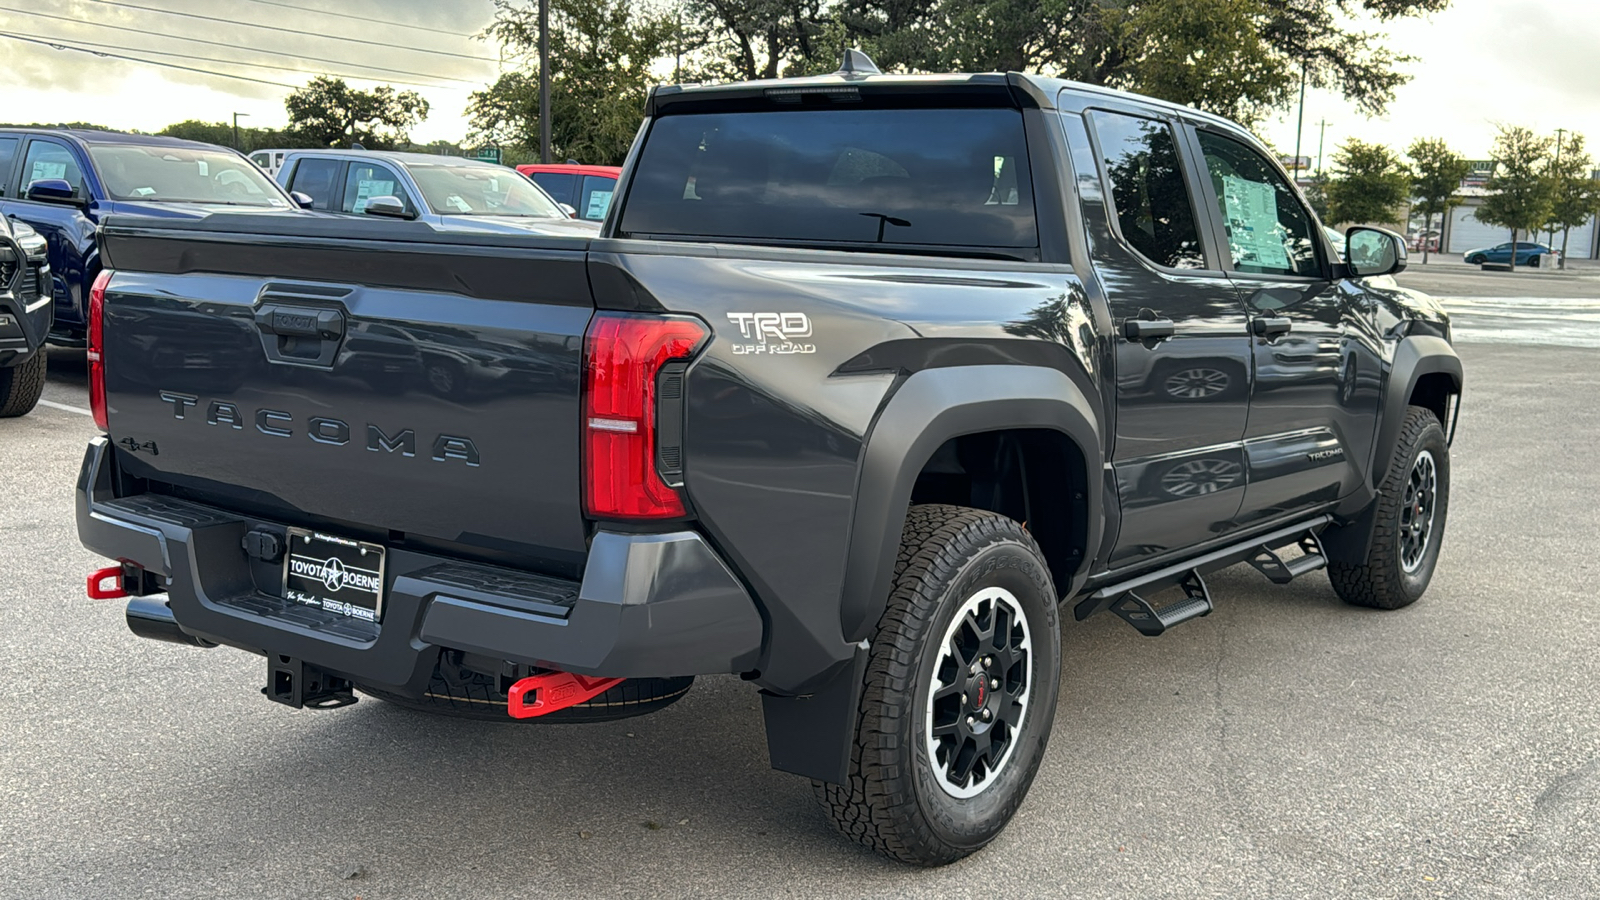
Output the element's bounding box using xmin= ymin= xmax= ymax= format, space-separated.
xmin=37 ymin=399 xmax=92 ymax=417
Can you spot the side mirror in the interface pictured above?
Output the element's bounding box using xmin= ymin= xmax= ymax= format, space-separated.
xmin=25 ymin=178 xmax=78 ymax=205
xmin=362 ymin=196 xmax=415 ymax=220
xmin=1345 ymin=226 xmax=1407 ymax=278
xmin=559 ymin=203 xmax=578 ymax=218
xmin=290 ymin=191 xmax=315 ymax=210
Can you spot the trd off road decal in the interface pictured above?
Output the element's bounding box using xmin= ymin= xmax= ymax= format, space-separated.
xmin=726 ymin=312 xmax=816 ymax=355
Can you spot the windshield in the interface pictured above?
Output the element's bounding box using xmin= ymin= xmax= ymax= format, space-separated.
xmin=407 ymin=164 xmax=565 ymax=217
xmin=90 ymin=145 xmax=289 ymax=206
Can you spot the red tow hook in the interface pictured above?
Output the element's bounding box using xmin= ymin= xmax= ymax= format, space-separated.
xmin=506 ymin=671 xmax=624 ymax=719
xmin=87 ymin=566 xmax=129 ymax=600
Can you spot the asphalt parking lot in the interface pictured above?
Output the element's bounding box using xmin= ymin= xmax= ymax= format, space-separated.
xmin=3 ymin=271 xmax=1598 ymax=899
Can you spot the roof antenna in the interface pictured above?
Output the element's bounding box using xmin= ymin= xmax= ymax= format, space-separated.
xmin=837 ymin=48 xmax=881 ymax=78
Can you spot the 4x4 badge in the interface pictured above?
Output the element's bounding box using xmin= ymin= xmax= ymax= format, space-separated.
xmin=117 ymin=437 xmax=159 ymax=455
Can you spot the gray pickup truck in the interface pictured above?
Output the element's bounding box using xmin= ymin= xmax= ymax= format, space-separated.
xmin=77 ymin=54 xmax=1461 ymax=865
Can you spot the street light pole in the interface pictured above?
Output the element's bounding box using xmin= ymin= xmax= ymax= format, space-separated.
xmin=538 ymin=0 xmax=551 ymax=164
xmin=232 ymin=111 xmax=249 ymax=151
xmin=1316 ymin=119 xmax=1331 ymax=175
xmin=1292 ymin=61 xmax=1307 ymax=182
xmin=1548 ymin=127 xmax=1565 ymax=251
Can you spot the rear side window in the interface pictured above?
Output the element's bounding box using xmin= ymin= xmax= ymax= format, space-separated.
xmin=1088 ymin=111 xmax=1204 ymax=270
xmin=531 ymin=172 xmax=576 ymax=205
xmin=0 ymin=137 xmax=18 ymax=196
xmin=287 ymin=157 xmax=342 ymax=210
xmin=578 ymin=174 xmax=616 ymax=221
xmin=620 ymin=108 xmax=1037 ymax=251
xmin=20 ymin=140 xmax=84 ymax=198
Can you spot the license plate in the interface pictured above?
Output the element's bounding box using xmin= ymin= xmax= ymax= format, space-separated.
xmin=282 ymin=529 xmax=387 ymax=622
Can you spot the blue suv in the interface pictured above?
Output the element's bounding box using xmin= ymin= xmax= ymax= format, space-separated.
xmin=0 ymin=129 xmax=300 ymax=345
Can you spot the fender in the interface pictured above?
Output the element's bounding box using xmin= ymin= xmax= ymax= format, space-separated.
xmin=839 ymin=364 xmax=1104 ymax=643
xmin=1325 ymin=335 xmax=1462 ymax=563
xmin=1370 ymin=335 xmax=1462 ymax=488
xmin=763 ymin=364 xmax=1102 ymax=784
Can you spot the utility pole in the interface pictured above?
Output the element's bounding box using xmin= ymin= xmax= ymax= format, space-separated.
xmin=232 ymin=111 xmax=249 ymax=151
xmin=1292 ymin=62 xmax=1307 ymax=182
xmin=1316 ymin=119 xmax=1332 ymax=175
xmin=539 ymin=0 xmax=551 ymax=164
xmin=1548 ymin=127 xmax=1565 ymax=251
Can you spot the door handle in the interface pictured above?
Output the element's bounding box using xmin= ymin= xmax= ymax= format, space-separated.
xmin=1252 ymin=317 xmax=1292 ymax=337
xmin=1124 ymin=318 xmax=1176 ymax=342
xmin=254 ymin=304 xmax=345 ymax=367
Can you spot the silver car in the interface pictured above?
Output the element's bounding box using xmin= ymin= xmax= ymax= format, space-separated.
xmin=275 ymin=150 xmax=600 ymax=237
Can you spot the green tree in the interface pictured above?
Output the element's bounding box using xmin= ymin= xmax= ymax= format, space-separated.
xmin=1325 ymin=139 xmax=1410 ymax=226
xmin=1476 ymin=125 xmax=1554 ymax=273
xmin=1303 ymin=171 xmax=1331 ymax=222
xmin=683 ymin=0 xmax=833 ymax=80
xmin=158 ymin=120 xmax=313 ymax=153
xmin=1407 ymin=137 xmax=1472 ymax=264
xmin=469 ymin=0 xmax=676 ymax=165
xmin=1544 ymin=133 xmax=1598 ymax=268
xmin=285 ymin=77 xmax=430 ymax=150
xmin=834 ymin=0 xmax=1448 ymax=124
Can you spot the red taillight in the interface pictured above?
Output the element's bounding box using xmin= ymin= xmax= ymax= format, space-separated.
xmin=88 ymin=269 xmax=112 ymax=431
xmin=582 ymin=312 xmax=706 ymax=519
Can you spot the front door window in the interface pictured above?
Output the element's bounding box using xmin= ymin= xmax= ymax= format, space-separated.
xmin=1196 ymin=131 xmax=1321 ymax=278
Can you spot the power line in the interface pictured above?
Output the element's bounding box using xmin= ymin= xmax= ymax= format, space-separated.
xmin=0 ymin=32 xmax=297 ymax=88
xmin=0 ymin=7 xmax=480 ymax=85
xmin=237 ymin=0 xmax=482 ymax=39
xmin=90 ymin=0 xmax=494 ymax=63
xmin=5 ymin=26 xmax=476 ymax=89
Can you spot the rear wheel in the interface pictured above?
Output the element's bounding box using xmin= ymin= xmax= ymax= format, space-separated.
xmin=357 ymin=654 xmax=693 ymax=723
xmin=1328 ymin=406 xmax=1449 ymax=609
xmin=0 ymin=352 xmax=46 ymax=418
xmin=813 ymin=504 xmax=1061 ymax=866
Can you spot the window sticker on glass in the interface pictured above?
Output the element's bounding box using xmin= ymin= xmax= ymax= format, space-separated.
xmin=29 ymin=161 xmax=67 ymax=182
xmin=1219 ymin=175 xmax=1292 ymax=271
xmin=353 ymin=179 xmax=397 ymax=213
xmin=447 ymin=195 xmax=473 ymax=213
xmin=586 ymin=190 xmax=613 ymax=219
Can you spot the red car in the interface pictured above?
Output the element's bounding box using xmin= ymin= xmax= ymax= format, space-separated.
xmin=516 ymin=163 xmax=621 ymax=223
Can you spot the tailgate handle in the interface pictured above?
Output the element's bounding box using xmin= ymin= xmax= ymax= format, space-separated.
xmin=255 ymin=304 xmax=345 ymax=367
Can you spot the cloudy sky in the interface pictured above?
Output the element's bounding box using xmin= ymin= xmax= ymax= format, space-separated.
xmin=1 ymin=0 xmax=1597 ymax=162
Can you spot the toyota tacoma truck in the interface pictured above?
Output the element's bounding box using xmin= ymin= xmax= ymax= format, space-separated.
xmin=1 ymin=216 xmax=51 ymax=416
xmin=77 ymin=54 xmax=1462 ymax=866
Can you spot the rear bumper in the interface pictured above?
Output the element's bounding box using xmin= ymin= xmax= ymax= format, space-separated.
xmin=76 ymin=437 xmax=764 ymax=693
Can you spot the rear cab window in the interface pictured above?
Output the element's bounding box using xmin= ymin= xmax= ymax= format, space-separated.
xmin=619 ymin=107 xmax=1038 ymax=254
xmin=530 ymin=172 xmax=576 ymax=206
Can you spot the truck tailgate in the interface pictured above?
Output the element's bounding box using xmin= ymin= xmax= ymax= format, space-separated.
xmin=98 ymin=217 xmax=594 ymax=570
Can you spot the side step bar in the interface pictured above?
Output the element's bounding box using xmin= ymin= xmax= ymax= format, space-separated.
xmin=1077 ymin=516 xmax=1332 ymax=636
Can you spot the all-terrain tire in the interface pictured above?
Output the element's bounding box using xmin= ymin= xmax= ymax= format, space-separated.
xmin=0 ymin=352 xmax=46 ymax=417
xmin=357 ymin=655 xmax=693 ymax=723
xmin=812 ymin=504 xmax=1061 ymax=866
xmin=1328 ymin=405 xmax=1450 ymax=609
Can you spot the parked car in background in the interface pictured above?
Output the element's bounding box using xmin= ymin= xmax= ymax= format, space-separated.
xmin=277 ymin=150 xmax=599 ymax=236
xmin=1463 ymin=240 xmax=1557 ymax=268
xmin=0 ymin=129 xmax=298 ymax=345
xmin=248 ymin=148 xmax=294 ymax=178
xmin=0 ymin=215 xmax=50 ymax=416
xmin=516 ymin=162 xmax=621 ymax=223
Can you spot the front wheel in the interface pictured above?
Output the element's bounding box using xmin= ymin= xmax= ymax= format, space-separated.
xmin=1328 ymin=405 xmax=1450 ymax=609
xmin=813 ymin=504 xmax=1061 ymax=866
xmin=0 ymin=352 xmax=46 ymax=418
